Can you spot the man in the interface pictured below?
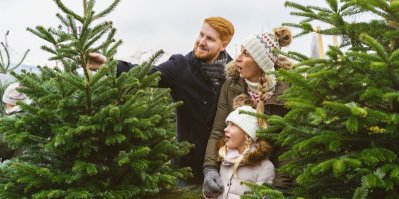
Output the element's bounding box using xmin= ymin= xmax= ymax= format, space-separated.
xmin=90 ymin=17 xmax=234 ymax=186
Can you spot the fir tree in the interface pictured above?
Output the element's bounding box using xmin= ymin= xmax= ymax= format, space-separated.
xmin=247 ymin=0 xmax=399 ymax=198
xmin=0 ymin=0 xmax=191 ymax=198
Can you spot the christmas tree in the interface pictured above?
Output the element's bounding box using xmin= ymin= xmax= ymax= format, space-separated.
xmin=0 ymin=0 xmax=191 ymax=198
xmin=247 ymin=0 xmax=399 ymax=198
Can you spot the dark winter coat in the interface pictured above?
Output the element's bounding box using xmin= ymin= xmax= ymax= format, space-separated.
xmin=203 ymin=61 xmax=292 ymax=188
xmin=0 ymin=134 xmax=15 ymax=161
xmin=117 ymin=51 xmax=232 ymax=185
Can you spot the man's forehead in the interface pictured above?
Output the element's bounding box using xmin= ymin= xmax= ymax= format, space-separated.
xmin=200 ymin=23 xmax=220 ymax=38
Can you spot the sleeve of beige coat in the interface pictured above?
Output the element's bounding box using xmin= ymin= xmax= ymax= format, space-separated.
xmin=256 ymin=160 xmax=276 ymax=185
xmin=203 ymin=80 xmax=231 ymax=169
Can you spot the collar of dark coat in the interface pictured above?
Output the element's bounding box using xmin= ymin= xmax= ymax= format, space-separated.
xmin=187 ymin=51 xmax=232 ymax=69
xmin=216 ymin=138 xmax=272 ymax=166
xmin=186 ymin=51 xmax=232 ymax=89
xmin=225 ymin=60 xmax=289 ymax=106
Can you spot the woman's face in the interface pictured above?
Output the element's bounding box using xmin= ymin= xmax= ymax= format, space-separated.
xmin=224 ymin=121 xmax=247 ymax=154
xmin=236 ymin=46 xmax=263 ymax=82
xmin=5 ymin=103 xmax=15 ymax=115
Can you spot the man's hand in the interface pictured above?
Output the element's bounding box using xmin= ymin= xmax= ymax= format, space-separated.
xmin=88 ymin=52 xmax=107 ymax=70
xmin=203 ymin=167 xmax=224 ymax=198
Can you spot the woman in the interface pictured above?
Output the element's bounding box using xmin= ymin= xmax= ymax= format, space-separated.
xmin=203 ymin=27 xmax=293 ymax=198
xmin=0 ymin=82 xmax=31 ymax=161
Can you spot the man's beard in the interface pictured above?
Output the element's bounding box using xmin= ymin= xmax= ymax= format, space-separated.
xmin=194 ymin=43 xmax=219 ymax=62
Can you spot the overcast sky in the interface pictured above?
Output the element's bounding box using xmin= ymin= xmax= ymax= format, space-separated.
xmin=1 ymin=0 xmax=334 ymax=66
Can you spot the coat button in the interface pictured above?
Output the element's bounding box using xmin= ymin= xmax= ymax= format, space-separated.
xmin=203 ymin=101 xmax=207 ymax=105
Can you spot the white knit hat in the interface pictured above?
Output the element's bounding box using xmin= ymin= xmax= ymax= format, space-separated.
xmin=2 ymin=82 xmax=30 ymax=106
xmin=225 ymin=105 xmax=259 ymax=141
xmin=241 ymin=32 xmax=280 ymax=73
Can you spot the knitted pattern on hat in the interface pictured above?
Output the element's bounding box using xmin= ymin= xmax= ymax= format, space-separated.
xmin=225 ymin=105 xmax=259 ymax=141
xmin=241 ymin=32 xmax=280 ymax=74
xmin=2 ymin=82 xmax=29 ymax=106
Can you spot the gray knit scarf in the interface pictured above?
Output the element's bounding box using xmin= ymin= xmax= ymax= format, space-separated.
xmin=200 ymin=51 xmax=229 ymax=87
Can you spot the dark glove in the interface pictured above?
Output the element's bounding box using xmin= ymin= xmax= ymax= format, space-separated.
xmin=203 ymin=167 xmax=224 ymax=198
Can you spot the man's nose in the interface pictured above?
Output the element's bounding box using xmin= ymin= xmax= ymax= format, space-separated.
xmin=198 ymin=37 xmax=206 ymax=45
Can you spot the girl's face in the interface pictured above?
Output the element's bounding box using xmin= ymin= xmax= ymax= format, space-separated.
xmin=224 ymin=121 xmax=247 ymax=154
xmin=236 ymin=46 xmax=263 ymax=82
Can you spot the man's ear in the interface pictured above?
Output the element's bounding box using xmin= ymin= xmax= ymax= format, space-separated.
xmin=220 ymin=42 xmax=228 ymax=52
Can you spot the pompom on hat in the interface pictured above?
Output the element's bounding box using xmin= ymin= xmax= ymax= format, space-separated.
xmin=225 ymin=105 xmax=259 ymax=141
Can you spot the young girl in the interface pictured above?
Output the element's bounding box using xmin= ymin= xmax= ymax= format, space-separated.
xmin=215 ymin=95 xmax=274 ymax=199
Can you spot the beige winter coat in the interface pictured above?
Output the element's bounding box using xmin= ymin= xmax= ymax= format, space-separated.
xmin=217 ymin=140 xmax=275 ymax=199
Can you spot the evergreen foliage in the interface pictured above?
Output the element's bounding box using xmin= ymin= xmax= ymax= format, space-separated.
xmin=246 ymin=0 xmax=399 ymax=198
xmin=0 ymin=0 xmax=191 ymax=198
xmin=241 ymin=182 xmax=285 ymax=199
xmin=0 ymin=81 xmax=11 ymax=116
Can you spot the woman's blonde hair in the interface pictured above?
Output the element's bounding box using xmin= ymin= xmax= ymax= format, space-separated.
xmin=255 ymin=27 xmax=294 ymax=127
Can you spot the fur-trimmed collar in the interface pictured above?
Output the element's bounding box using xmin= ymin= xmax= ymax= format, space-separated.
xmin=225 ymin=60 xmax=240 ymax=79
xmin=217 ymin=139 xmax=272 ymax=166
xmin=224 ymin=59 xmax=290 ymax=106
